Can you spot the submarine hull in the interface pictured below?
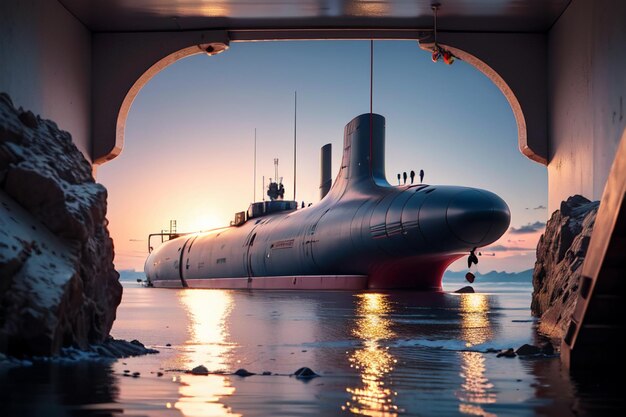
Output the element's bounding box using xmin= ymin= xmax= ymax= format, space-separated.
xmin=145 ymin=114 xmax=510 ymax=290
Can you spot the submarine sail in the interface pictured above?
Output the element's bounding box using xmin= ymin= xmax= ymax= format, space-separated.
xmin=144 ymin=114 xmax=510 ymax=290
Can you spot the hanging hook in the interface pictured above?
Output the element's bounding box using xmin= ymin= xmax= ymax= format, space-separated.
xmin=430 ymin=3 xmax=457 ymax=65
xmin=431 ymin=3 xmax=440 ymax=44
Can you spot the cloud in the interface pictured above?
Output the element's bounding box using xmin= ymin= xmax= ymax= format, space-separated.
xmin=509 ymin=221 xmax=546 ymax=234
xmin=533 ymin=205 xmax=547 ymax=210
xmin=485 ymin=245 xmax=535 ymax=252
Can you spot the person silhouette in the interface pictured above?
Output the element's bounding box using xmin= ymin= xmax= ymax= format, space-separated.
xmin=410 ymin=170 xmax=415 ymax=184
xmin=397 ymin=173 xmax=401 ymax=185
xmin=419 ymin=169 xmax=424 ymax=184
xmin=403 ymin=172 xmax=407 ymax=185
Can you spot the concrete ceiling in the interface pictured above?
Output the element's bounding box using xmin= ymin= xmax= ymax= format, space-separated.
xmin=60 ymin=0 xmax=571 ymax=33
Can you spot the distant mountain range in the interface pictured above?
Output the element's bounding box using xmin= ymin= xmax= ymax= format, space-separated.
xmin=118 ymin=268 xmax=532 ymax=283
xmin=118 ymin=269 xmax=533 ymax=284
xmin=118 ymin=269 xmax=146 ymax=282
xmin=443 ymin=268 xmax=533 ymax=282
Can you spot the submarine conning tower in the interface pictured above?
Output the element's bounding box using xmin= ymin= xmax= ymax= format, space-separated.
xmin=328 ymin=113 xmax=389 ymax=198
xmin=316 ymin=112 xmax=511 ymax=288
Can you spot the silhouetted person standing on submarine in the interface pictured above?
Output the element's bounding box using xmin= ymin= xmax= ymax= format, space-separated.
xmin=403 ymin=172 xmax=407 ymax=184
xmin=397 ymin=173 xmax=401 ymax=185
xmin=410 ymin=170 xmax=415 ymax=184
xmin=419 ymin=169 xmax=424 ymax=184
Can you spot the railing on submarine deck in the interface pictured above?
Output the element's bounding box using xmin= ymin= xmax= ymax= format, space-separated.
xmin=247 ymin=200 xmax=298 ymax=220
xmin=147 ymin=232 xmax=189 ymax=253
xmin=146 ymin=201 xmax=299 ymax=253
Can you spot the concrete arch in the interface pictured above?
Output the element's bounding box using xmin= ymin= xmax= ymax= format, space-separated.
xmin=91 ymin=30 xmax=229 ymax=164
xmin=420 ymin=32 xmax=548 ymax=165
xmin=115 ymin=43 xmax=228 ymax=165
xmin=92 ymin=30 xmax=547 ymax=166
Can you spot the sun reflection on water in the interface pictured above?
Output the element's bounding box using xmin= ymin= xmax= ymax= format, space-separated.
xmin=344 ymin=293 xmax=400 ymax=417
xmin=457 ymin=293 xmax=497 ymax=417
xmin=175 ymin=290 xmax=241 ymax=417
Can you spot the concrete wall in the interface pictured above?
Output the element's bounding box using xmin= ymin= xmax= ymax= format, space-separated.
xmin=548 ymin=0 xmax=626 ymax=212
xmin=0 ymin=0 xmax=91 ymax=159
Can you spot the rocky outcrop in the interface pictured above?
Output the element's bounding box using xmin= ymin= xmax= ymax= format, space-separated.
xmin=531 ymin=195 xmax=599 ymax=340
xmin=0 ymin=93 xmax=122 ymax=357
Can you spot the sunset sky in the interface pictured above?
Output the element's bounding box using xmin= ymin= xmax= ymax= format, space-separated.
xmin=98 ymin=40 xmax=548 ymax=273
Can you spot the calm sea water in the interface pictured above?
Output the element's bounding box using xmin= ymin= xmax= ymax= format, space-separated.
xmin=1 ymin=281 xmax=621 ymax=416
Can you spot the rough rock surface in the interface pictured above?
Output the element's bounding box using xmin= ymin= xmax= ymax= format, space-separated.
xmin=531 ymin=195 xmax=599 ymax=340
xmin=0 ymin=93 xmax=122 ymax=357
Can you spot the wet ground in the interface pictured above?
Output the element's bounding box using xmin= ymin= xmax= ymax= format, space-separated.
xmin=1 ymin=281 xmax=621 ymax=416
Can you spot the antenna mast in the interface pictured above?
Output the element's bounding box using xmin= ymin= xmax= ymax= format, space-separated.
xmin=369 ymin=40 xmax=374 ymax=174
xmin=274 ymin=158 xmax=279 ymax=183
xmin=253 ymin=128 xmax=257 ymax=202
xmin=293 ymin=91 xmax=297 ymax=201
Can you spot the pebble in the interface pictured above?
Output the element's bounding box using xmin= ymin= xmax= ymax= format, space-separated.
xmin=132 ymin=372 xmax=140 ymax=378
xmin=233 ymin=368 xmax=255 ymax=377
xmin=516 ymin=344 xmax=541 ymax=356
xmin=496 ymin=348 xmax=516 ymax=358
xmin=157 ymin=372 xmax=164 ymax=377
xmin=454 ymin=286 xmax=475 ymax=294
xmin=293 ymin=367 xmax=319 ymax=379
xmin=190 ymin=365 xmax=209 ymax=375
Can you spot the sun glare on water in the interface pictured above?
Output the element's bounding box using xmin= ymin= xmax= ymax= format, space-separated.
xmin=174 ymin=290 xmax=241 ymax=417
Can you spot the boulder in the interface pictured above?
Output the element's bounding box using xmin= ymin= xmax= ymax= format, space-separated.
xmin=531 ymin=195 xmax=599 ymax=340
xmin=0 ymin=93 xmax=122 ymax=357
xmin=515 ymin=344 xmax=541 ymax=356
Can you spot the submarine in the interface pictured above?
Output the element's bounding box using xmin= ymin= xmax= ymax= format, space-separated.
xmin=144 ymin=113 xmax=510 ymax=290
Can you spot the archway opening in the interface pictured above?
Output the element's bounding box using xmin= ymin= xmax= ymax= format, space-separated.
xmin=98 ymin=40 xmax=547 ymax=275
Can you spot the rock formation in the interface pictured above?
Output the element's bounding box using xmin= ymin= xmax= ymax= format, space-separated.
xmin=531 ymin=195 xmax=599 ymax=340
xmin=0 ymin=93 xmax=122 ymax=357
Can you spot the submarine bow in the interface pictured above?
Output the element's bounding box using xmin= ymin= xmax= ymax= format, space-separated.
xmin=145 ymin=113 xmax=510 ymax=290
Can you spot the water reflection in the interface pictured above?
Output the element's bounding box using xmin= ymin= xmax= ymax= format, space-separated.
xmin=345 ymin=293 xmax=400 ymax=417
xmin=457 ymin=293 xmax=497 ymax=417
xmin=175 ymin=290 xmax=240 ymax=417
